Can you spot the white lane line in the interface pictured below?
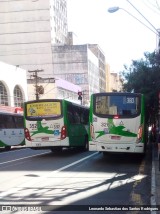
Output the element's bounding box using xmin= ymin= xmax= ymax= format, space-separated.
xmin=0 ymin=151 xmax=50 ymax=165
xmin=48 ymin=152 xmax=98 ymax=174
xmin=0 ymin=152 xmax=99 ymax=198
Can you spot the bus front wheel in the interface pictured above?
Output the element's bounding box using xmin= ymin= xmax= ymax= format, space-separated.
xmin=81 ymin=135 xmax=88 ymax=151
xmin=5 ymin=146 xmax=11 ymax=151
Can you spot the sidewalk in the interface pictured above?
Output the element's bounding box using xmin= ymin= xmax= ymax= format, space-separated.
xmin=151 ymin=143 xmax=160 ymax=213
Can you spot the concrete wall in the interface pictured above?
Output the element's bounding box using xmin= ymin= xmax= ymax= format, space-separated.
xmin=52 ymin=44 xmax=99 ymax=104
xmin=0 ymin=0 xmax=68 ymax=78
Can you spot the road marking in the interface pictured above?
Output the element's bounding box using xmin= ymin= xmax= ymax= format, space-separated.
xmin=0 ymin=151 xmax=50 ymax=165
xmin=0 ymin=152 xmax=99 ymax=198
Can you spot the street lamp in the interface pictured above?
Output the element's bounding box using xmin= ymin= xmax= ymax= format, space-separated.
xmin=108 ymin=6 xmax=159 ymax=37
xmin=108 ymin=6 xmax=119 ymax=13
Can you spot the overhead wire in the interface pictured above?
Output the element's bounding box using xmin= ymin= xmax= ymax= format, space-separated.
xmin=141 ymin=0 xmax=160 ymax=16
xmin=126 ymin=0 xmax=159 ymax=34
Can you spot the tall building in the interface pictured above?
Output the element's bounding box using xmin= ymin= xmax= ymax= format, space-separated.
xmin=52 ymin=44 xmax=100 ymax=105
xmin=105 ymin=63 xmax=110 ymax=92
xmin=0 ymin=0 xmax=68 ymax=78
xmin=88 ymin=44 xmax=106 ymax=92
xmin=0 ymin=0 xmax=107 ymax=103
xmin=109 ymin=72 xmax=123 ymax=92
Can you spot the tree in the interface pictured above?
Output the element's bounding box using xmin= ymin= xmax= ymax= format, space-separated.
xmin=121 ymin=51 xmax=160 ymax=124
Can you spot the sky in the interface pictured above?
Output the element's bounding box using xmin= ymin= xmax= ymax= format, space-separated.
xmin=67 ymin=0 xmax=160 ymax=73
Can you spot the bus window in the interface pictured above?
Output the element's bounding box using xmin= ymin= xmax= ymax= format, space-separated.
xmin=0 ymin=115 xmax=6 ymax=128
xmin=94 ymin=94 xmax=140 ymax=117
xmin=95 ymin=96 xmax=109 ymax=114
xmin=14 ymin=116 xmax=24 ymax=128
xmin=5 ymin=115 xmax=15 ymax=128
xmin=74 ymin=108 xmax=81 ymax=124
xmin=81 ymin=109 xmax=89 ymax=124
xmin=67 ymin=104 xmax=80 ymax=124
xmin=67 ymin=104 xmax=89 ymax=125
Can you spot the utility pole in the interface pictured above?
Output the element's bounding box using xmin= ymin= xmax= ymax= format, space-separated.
xmin=28 ymin=69 xmax=43 ymax=100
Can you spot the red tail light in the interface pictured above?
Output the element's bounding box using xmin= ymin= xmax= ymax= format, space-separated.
xmin=25 ymin=128 xmax=31 ymax=141
xmin=137 ymin=126 xmax=143 ymax=140
xmin=61 ymin=126 xmax=67 ymax=140
xmin=114 ymin=115 xmax=119 ymax=119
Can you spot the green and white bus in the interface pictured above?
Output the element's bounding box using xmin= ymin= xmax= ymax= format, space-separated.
xmin=89 ymin=92 xmax=147 ymax=155
xmin=24 ymin=99 xmax=89 ymax=152
xmin=0 ymin=111 xmax=25 ymax=150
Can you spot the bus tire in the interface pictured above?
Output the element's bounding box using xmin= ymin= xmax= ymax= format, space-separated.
xmin=84 ymin=135 xmax=89 ymax=151
xmin=81 ymin=135 xmax=88 ymax=151
xmin=5 ymin=146 xmax=11 ymax=151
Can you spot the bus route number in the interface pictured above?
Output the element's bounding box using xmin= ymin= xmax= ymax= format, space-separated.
xmin=30 ymin=124 xmax=37 ymax=129
xmin=126 ymin=97 xmax=135 ymax=104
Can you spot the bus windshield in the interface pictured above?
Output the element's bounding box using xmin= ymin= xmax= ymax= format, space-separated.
xmin=94 ymin=94 xmax=140 ymax=117
xmin=25 ymin=100 xmax=62 ymax=120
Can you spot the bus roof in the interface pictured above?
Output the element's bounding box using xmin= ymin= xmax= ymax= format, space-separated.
xmin=92 ymin=92 xmax=142 ymax=96
xmin=0 ymin=111 xmax=23 ymax=116
xmin=24 ymin=99 xmax=89 ymax=109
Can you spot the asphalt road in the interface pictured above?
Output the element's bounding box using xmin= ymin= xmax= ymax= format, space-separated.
xmin=0 ymin=146 xmax=152 ymax=214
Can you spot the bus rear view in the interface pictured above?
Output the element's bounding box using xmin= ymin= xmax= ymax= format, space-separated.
xmin=89 ymin=92 xmax=146 ymax=155
xmin=24 ymin=99 xmax=89 ymax=152
xmin=24 ymin=99 xmax=67 ymax=150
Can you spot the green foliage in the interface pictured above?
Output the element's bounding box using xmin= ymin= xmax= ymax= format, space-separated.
xmin=121 ymin=51 xmax=160 ymax=124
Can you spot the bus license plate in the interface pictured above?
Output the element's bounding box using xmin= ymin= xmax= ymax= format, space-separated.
xmin=36 ymin=143 xmax=41 ymax=147
xmin=41 ymin=137 xmax=49 ymax=141
xmin=111 ymin=136 xmax=121 ymax=140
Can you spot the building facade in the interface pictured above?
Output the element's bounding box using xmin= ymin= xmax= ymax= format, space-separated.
xmin=0 ymin=0 xmax=107 ymax=103
xmin=0 ymin=62 xmax=28 ymax=112
xmin=109 ymin=72 xmax=123 ymax=92
xmin=27 ymin=77 xmax=82 ymax=105
xmin=88 ymin=44 xmax=106 ymax=92
xmin=0 ymin=0 xmax=68 ymax=78
xmin=52 ymin=44 xmax=100 ymax=104
xmin=105 ymin=63 xmax=110 ymax=91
